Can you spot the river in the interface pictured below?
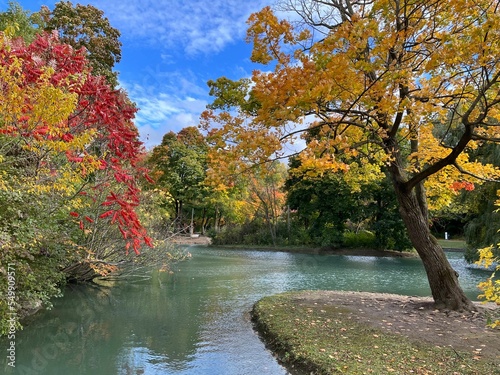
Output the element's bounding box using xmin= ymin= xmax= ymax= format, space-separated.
xmin=1 ymin=247 xmax=489 ymax=375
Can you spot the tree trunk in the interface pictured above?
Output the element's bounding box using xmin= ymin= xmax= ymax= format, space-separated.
xmin=190 ymin=207 xmax=194 ymax=236
xmin=214 ymin=207 xmax=220 ymax=232
xmin=287 ymin=205 xmax=291 ymax=237
xmin=393 ymin=183 xmax=475 ymax=311
xmin=201 ymin=208 xmax=207 ymax=235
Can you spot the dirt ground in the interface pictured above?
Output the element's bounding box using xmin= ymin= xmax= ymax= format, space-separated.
xmin=289 ymin=290 xmax=500 ymax=366
xmin=169 ymin=235 xmax=212 ymax=246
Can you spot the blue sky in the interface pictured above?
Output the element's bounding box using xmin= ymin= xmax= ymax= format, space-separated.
xmin=1 ymin=0 xmax=270 ymax=148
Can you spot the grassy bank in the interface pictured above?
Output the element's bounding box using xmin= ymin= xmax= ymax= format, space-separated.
xmin=252 ymin=292 xmax=498 ymax=375
xmin=212 ymin=239 xmax=465 ymax=257
xmin=437 ymin=239 xmax=466 ymax=250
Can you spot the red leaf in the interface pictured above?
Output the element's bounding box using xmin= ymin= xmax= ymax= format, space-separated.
xmin=2 ymin=32 xmax=150 ymax=257
xmin=99 ymin=160 xmax=107 ymax=169
xmin=144 ymin=236 xmax=154 ymax=247
xmin=144 ymin=173 xmax=155 ymax=184
xmin=464 ymin=182 xmax=475 ymax=191
xmin=133 ymin=238 xmax=141 ymax=255
xmin=99 ymin=210 xmax=114 ymax=219
xmin=62 ymin=133 xmax=74 ymax=142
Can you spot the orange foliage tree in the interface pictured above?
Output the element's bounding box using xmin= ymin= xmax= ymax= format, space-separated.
xmin=203 ymin=0 xmax=500 ymax=311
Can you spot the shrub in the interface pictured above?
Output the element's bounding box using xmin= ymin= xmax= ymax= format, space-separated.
xmin=343 ymin=231 xmax=377 ymax=248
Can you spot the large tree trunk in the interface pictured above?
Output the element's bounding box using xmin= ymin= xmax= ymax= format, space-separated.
xmin=393 ymin=182 xmax=475 ymax=311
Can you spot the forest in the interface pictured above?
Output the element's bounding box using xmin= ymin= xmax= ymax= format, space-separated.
xmin=1 ymin=0 xmax=500 ymax=337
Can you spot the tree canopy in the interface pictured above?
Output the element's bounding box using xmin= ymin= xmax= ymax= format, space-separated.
xmin=0 ymin=1 xmax=41 ymax=42
xmin=203 ymin=0 xmax=500 ymax=310
xmin=147 ymin=126 xmax=208 ymax=231
xmin=40 ymin=1 xmax=122 ymax=87
xmin=0 ymin=27 xmax=148 ymax=333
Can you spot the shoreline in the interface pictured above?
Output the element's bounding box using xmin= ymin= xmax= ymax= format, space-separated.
xmin=169 ymin=235 xmax=420 ymax=257
xmin=169 ymin=236 xmax=468 ymax=258
xmin=215 ymin=245 xmax=419 ymax=257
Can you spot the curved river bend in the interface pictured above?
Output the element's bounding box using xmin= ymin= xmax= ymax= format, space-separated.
xmin=1 ymin=247 xmax=488 ymax=375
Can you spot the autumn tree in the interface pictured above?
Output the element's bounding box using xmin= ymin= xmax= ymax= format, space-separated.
xmin=246 ymin=162 xmax=287 ymax=246
xmin=0 ymin=1 xmax=41 ymax=42
xmin=476 ymin=202 xmax=500 ymax=328
xmin=147 ymin=127 xmax=208 ymax=233
xmin=461 ymin=144 xmax=500 ymax=262
xmin=286 ymin=158 xmax=358 ymax=246
xmin=200 ymin=175 xmax=262 ymax=236
xmin=0 ymin=31 xmax=151 ymax=332
xmin=39 ymin=1 xmax=122 ymax=87
xmin=203 ymin=162 xmax=287 ymax=246
xmin=203 ymin=0 xmax=500 ymax=310
xmin=476 ymin=259 xmax=500 ymax=328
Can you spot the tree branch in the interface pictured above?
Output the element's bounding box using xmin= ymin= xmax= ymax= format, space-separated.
xmin=453 ymin=161 xmax=500 ymax=183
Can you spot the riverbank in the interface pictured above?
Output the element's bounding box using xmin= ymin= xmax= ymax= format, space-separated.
xmin=212 ymin=243 xmax=418 ymax=257
xmin=252 ymin=291 xmax=500 ymax=375
xmin=171 ymin=236 xmax=469 ymax=259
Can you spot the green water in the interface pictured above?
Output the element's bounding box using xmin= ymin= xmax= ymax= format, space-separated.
xmin=1 ymin=247 xmax=488 ymax=375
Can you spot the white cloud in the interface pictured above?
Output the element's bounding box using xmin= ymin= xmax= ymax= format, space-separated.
xmin=85 ymin=0 xmax=273 ymax=149
xmin=93 ymin=0 xmax=269 ymax=55
xmin=120 ymin=78 xmax=207 ymax=149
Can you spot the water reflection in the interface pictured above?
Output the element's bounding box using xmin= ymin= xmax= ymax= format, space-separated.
xmin=1 ymin=247 xmax=487 ymax=374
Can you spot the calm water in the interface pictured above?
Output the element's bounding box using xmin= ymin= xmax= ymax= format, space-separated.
xmin=1 ymin=247 xmax=489 ymax=375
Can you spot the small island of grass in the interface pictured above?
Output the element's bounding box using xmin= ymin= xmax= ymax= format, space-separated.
xmin=252 ymin=291 xmax=500 ymax=375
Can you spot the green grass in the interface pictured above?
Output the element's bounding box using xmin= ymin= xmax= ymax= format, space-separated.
xmin=437 ymin=239 xmax=466 ymax=250
xmin=252 ymin=292 xmax=498 ymax=375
